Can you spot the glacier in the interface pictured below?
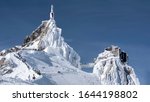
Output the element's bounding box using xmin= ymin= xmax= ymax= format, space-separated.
xmin=0 ymin=5 xmax=140 ymax=85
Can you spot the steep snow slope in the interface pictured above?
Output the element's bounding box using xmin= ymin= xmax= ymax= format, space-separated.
xmin=93 ymin=45 xmax=140 ymax=85
xmin=0 ymin=50 xmax=100 ymax=85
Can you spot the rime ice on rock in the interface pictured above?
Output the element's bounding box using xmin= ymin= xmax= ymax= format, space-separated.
xmin=23 ymin=5 xmax=81 ymax=68
xmin=93 ymin=45 xmax=140 ymax=85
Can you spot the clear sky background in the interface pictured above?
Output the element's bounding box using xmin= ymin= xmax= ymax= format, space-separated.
xmin=0 ymin=0 xmax=150 ymax=84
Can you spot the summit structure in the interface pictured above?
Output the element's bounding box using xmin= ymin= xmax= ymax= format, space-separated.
xmin=50 ymin=5 xmax=54 ymax=19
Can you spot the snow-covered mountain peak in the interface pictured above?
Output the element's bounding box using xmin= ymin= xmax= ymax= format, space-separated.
xmin=22 ymin=5 xmax=80 ymax=68
xmin=93 ymin=45 xmax=140 ymax=85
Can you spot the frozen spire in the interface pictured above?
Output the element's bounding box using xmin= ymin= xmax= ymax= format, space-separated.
xmin=50 ymin=5 xmax=54 ymax=19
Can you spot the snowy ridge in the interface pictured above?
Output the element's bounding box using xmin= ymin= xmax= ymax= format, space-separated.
xmin=0 ymin=49 xmax=100 ymax=85
xmin=93 ymin=45 xmax=140 ymax=85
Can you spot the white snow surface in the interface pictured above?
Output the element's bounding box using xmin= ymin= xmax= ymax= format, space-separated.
xmin=0 ymin=50 xmax=100 ymax=85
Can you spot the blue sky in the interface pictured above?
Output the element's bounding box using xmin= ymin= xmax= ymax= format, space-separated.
xmin=0 ymin=0 xmax=150 ymax=84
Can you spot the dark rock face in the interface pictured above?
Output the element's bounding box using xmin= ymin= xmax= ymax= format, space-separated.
xmin=23 ymin=22 xmax=47 ymax=47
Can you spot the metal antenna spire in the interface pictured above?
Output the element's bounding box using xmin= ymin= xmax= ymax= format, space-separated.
xmin=50 ymin=5 xmax=54 ymax=19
